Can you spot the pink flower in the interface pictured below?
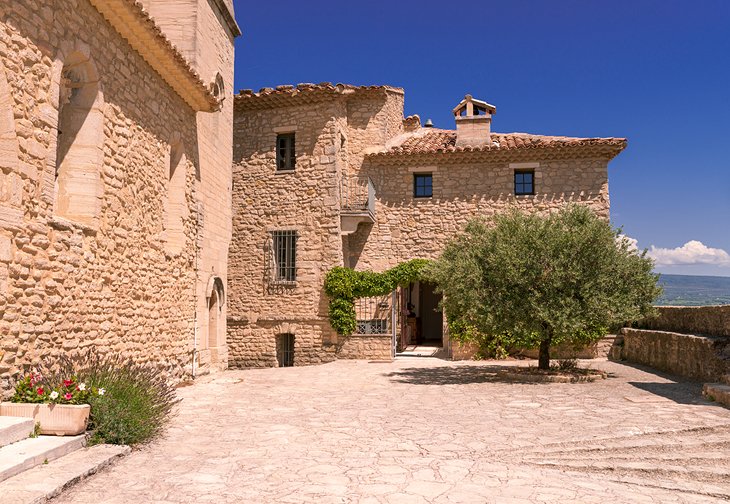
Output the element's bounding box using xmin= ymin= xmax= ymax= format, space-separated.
xmin=63 ymin=392 xmax=72 ymax=400
xmin=63 ymin=379 xmax=73 ymax=387
xmin=36 ymin=387 xmax=44 ymax=395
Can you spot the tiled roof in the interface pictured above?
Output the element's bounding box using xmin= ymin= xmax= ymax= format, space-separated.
xmin=89 ymin=0 xmax=221 ymax=112
xmin=235 ymin=83 xmax=404 ymax=110
xmin=370 ymin=129 xmax=627 ymax=162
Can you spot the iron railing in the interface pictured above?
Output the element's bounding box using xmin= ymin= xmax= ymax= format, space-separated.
xmin=340 ymin=175 xmax=375 ymax=216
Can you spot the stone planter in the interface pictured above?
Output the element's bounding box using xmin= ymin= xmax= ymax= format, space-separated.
xmin=0 ymin=402 xmax=90 ymax=435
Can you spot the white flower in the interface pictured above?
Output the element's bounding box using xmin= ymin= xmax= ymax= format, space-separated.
xmin=78 ymin=383 xmax=86 ymax=391
xmin=98 ymin=388 xmax=106 ymax=396
xmin=49 ymin=391 xmax=59 ymax=400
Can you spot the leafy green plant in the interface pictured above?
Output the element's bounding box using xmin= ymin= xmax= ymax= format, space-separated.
xmin=11 ymin=372 xmax=96 ymax=405
xmin=428 ymin=205 xmax=661 ymax=369
xmin=31 ymin=349 xmax=178 ymax=446
xmin=324 ymin=259 xmax=431 ymax=335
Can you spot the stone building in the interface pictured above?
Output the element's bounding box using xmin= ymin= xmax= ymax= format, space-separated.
xmin=0 ymin=0 xmax=240 ymax=393
xmin=229 ymin=84 xmax=627 ymax=366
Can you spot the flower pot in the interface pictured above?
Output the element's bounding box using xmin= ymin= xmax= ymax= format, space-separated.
xmin=0 ymin=402 xmax=90 ymax=435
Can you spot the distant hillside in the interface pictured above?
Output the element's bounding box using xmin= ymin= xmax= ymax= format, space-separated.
xmin=655 ymin=274 xmax=730 ymax=306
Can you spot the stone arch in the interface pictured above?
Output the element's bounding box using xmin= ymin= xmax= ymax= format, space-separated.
xmin=206 ymin=275 xmax=225 ymax=361
xmin=210 ymin=72 xmax=225 ymax=103
xmin=0 ymin=63 xmax=21 ymax=209
xmin=53 ymin=46 xmax=105 ymax=226
xmin=164 ymin=135 xmax=188 ymax=254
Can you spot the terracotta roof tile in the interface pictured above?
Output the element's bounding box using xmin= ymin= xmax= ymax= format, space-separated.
xmin=235 ymin=83 xmax=404 ymax=110
xmin=372 ymin=129 xmax=627 ymax=162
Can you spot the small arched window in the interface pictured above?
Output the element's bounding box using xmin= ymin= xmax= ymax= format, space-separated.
xmin=164 ymin=140 xmax=188 ymax=254
xmin=54 ymin=51 xmax=104 ymax=225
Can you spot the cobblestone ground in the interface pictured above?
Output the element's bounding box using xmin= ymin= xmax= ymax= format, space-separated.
xmin=55 ymin=358 xmax=730 ymax=503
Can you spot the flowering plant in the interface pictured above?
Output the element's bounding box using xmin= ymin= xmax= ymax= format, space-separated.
xmin=11 ymin=372 xmax=105 ymax=405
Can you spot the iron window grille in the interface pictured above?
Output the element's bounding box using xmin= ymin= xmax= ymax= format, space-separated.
xmin=276 ymin=333 xmax=294 ymax=367
xmin=276 ymin=133 xmax=296 ymax=170
xmin=413 ymin=173 xmax=432 ymax=198
xmin=271 ymin=230 xmax=297 ymax=283
xmin=514 ymin=170 xmax=534 ymax=195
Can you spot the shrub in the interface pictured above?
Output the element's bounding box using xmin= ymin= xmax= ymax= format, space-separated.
xmin=32 ymin=349 xmax=178 ymax=446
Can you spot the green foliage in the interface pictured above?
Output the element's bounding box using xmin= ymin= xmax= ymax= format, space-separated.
xmin=427 ymin=205 xmax=661 ymax=368
xmin=31 ymin=349 xmax=178 ymax=446
xmin=11 ymin=373 xmax=94 ymax=405
xmin=324 ymin=259 xmax=431 ymax=335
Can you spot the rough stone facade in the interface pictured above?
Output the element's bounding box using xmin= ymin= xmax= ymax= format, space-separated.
xmin=229 ymin=84 xmax=626 ymax=366
xmin=614 ymin=306 xmax=730 ymax=382
xmin=619 ymin=328 xmax=730 ymax=382
xmin=0 ymin=0 xmax=239 ymax=394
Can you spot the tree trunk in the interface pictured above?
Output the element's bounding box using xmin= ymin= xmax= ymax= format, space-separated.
xmin=538 ymin=338 xmax=551 ymax=370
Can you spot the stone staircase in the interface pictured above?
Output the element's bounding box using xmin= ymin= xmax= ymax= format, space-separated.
xmin=0 ymin=415 xmax=129 ymax=503
xmin=703 ymin=374 xmax=730 ymax=409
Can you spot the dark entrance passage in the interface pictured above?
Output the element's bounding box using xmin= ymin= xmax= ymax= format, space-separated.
xmin=419 ymin=282 xmax=443 ymax=345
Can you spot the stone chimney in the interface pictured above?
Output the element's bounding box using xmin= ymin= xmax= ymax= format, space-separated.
xmin=453 ymin=94 xmax=496 ymax=147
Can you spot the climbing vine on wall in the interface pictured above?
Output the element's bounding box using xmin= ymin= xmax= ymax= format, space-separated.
xmin=323 ymin=259 xmax=432 ymax=336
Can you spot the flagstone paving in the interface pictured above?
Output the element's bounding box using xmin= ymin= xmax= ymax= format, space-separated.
xmin=54 ymin=358 xmax=730 ymax=503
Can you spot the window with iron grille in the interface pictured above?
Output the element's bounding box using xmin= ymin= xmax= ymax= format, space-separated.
xmin=276 ymin=333 xmax=294 ymax=367
xmin=356 ymin=319 xmax=388 ymax=335
xmin=272 ymin=230 xmax=297 ymax=283
xmin=413 ymin=173 xmax=432 ymax=198
xmin=514 ymin=170 xmax=534 ymax=195
xmin=276 ymin=133 xmax=295 ymax=170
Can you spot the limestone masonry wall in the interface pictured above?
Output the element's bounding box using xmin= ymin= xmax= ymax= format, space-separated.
xmin=643 ymin=305 xmax=730 ymax=337
xmin=348 ymin=158 xmax=610 ymax=271
xmin=620 ymin=328 xmax=730 ymax=382
xmin=228 ymin=100 xmax=347 ymax=367
xmin=0 ymin=0 xmax=236 ymax=394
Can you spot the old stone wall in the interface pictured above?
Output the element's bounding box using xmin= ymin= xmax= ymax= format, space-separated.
xmin=228 ymin=100 xmax=347 ymax=367
xmin=620 ymin=328 xmax=730 ymax=382
xmin=642 ymin=305 xmax=730 ymax=337
xmin=347 ymin=157 xmax=610 ymax=271
xmin=336 ymin=334 xmax=392 ymax=361
xmin=0 ymin=0 xmax=210 ymax=393
xmin=140 ymin=0 xmax=237 ymax=372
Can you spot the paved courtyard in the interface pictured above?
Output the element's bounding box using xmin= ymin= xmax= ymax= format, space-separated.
xmin=55 ymin=358 xmax=730 ymax=503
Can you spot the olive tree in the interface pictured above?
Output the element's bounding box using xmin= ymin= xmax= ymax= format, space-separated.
xmin=427 ymin=205 xmax=661 ymax=369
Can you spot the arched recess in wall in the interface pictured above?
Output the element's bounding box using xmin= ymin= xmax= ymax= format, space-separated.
xmin=206 ymin=276 xmax=225 ymax=350
xmin=0 ymin=64 xmax=21 ymax=210
xmin=54 ymin=49 xmax=105 ymax=226
xmin=164 ymin=137 xmax=188 ymax=254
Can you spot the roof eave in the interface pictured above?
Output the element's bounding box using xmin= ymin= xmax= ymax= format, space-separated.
xmin=89 ymin=0 xmax=219 ymax=112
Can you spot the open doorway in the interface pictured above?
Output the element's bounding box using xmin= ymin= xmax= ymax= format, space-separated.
xmin=400 ymin=281 xmax=443 ymax=354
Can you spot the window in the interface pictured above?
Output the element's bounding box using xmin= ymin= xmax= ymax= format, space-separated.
xmin=356 ymin=319 xmax=388 ymax=335
xmin=514 ymin=170 xmax=534 ymax=195
xmin=276 ymin=333 xmax=295 ymax=367
xmin=276 ymin=133 xmax=295 ymax=170
xmin=54 ymin=51 xmax=105 ymax=225
xmin=272 ymin=230 xmax=297 ymax=282
xmin=413 ymin=173 xmax=432 ymax=198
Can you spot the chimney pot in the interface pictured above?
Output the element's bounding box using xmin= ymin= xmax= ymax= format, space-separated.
xmin=452 ymin=94 xmax=496 ymax=147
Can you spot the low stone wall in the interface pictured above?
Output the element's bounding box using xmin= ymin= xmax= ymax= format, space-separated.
xmin=643 ymin=306 xmax=730 ymax=337
xmin=619 ymin=328 xmax=730 ymax=382
xmin=337 ymin=334 xmax=392 ymax=361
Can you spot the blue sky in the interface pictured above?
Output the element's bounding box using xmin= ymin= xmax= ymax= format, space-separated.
xmin=232 ymin=0 xmax=730 ymax=276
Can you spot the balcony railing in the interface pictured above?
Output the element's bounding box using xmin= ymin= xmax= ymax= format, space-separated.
xmin=340 ymin=175 xmax=375 ymax=235
xmin=340 ymin=175 xmax=375 ymax=216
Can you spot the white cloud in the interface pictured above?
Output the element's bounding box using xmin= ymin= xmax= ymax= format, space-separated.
xmin=617 ymin=234 xmax=638 ymax=251
xmin=648 ymin=240 xmax=730 ymax=267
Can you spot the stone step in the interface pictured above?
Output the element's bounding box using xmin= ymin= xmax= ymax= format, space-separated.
xmin=0 ymin=435 xmax=85 ymax=483
xmin=0 ymin=444 xmax=129 ymax=504
xmin=0 ymin=417 xmax=35 ymax=448
xmin=703 ymin=382 xmax=730 ymax=408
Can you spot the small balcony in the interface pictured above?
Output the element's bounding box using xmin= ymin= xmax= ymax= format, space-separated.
xmin=340 ymin=175 xmax=375 ymax=235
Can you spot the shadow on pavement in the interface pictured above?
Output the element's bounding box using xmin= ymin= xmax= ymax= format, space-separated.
xmin=385 ymin=364 xmax=555 ymax=385
xmin=627 ymin=381 xmax=711 ymax=405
